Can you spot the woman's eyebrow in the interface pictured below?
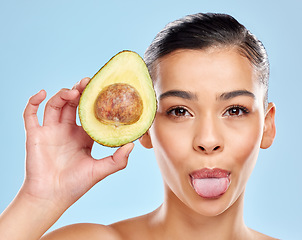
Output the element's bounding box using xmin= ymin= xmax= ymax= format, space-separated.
xmin=218 ymin=90 xmax=255 ymax=101
xmin=159 ymin=90 xmax=198 ymax=101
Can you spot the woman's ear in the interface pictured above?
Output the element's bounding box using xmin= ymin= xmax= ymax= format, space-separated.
xmin=260 ymin=102 xmax=276 ymax=149
xmin=139 ymin=131 xmax=153 ymax=149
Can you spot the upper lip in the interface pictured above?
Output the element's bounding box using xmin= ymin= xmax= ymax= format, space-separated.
xmin=190 ymin=168 xmax=231 ymax=179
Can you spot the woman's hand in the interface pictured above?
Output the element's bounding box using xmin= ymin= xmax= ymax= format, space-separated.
xmin=0 ymin=77 xmax=134 ymax=240
xmin=0 ymin=78 xmax=134 ymax=240
xmin=22 ymin=77 xmax=134 ymax=209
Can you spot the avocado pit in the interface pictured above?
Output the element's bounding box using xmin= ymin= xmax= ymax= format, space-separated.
xmin=94 ymin=83 xmax=143 ymax=126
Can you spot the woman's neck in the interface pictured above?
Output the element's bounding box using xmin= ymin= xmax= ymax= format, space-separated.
xmin=149 ymin=187 xmax=251 ymax=240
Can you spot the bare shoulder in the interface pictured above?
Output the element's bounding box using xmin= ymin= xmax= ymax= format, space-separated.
xmin=109 ymin=214 xmax=153 ymax=240
xmin=249 ymin=228 xmax=280 ymax=240
xmin=41 ymin=223 xmax=122 ymax=240
xmin=40 ymin=212 xmax=154 ymax=240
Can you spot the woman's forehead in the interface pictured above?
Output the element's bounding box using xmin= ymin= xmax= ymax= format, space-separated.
xmin=152 ymin=48 xmax=266 ymax=103
xmin=154 ymin=49 xmax=255 ymax=87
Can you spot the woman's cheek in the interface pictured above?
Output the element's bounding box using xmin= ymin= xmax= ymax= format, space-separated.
xmin=150 ymin=115 xmax=192 ymax=167
xmin=229 ymin=118 xmax=263 ymax=178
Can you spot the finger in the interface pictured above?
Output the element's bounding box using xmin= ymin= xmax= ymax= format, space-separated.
xmin=92 ymin=142 xmax=135 ymax=183
xmin=43 ymin=88 xmax=79 ymax=126
xmin=72 ymin=77 xmax=90 ymax=94
xmin=60 ymin=78 xmax=90 ymax=124
xmin=23 ymin=90 xmax=47 ymax=130
xmin=59 ymin=90 xmax=80 ymax=124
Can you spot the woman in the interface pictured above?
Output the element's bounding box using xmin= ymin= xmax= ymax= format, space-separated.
xmin=0 ymin=13 xmax=278 ymax=239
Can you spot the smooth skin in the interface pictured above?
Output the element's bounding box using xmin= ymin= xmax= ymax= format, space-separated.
xmin=0 ymin=48 xmax=278 ymax=240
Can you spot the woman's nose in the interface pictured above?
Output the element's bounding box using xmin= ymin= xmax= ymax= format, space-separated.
xmin=198 ymin=144 xmax=222 ymax=154
xmin=193 ymin=116 xmax=224 ymax=154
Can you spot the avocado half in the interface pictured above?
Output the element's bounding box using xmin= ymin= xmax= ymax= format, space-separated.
xmin=78 ymin=50 xmax=157 ymax=147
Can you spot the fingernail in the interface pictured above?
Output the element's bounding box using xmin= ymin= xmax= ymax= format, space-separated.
xmin=125 ymin=143 xmax=134 ymax=157
xmin=72 ymin=82 xmax=79 ymax=90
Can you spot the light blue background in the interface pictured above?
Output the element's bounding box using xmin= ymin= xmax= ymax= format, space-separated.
xmin=0 ymin=1 xmax=301 ymax=239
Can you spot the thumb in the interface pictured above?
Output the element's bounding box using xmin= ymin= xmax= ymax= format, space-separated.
xmin=92 ymin=142 xmax=135 ymax=183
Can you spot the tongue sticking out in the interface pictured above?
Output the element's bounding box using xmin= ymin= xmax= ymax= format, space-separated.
xmin=192 ymin=178 xmax=230 ymax=198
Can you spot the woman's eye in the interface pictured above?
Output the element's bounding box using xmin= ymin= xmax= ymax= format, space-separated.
xmin=224 ymin=106 xmax=249 ymax=117
xmin=167 ymin=107 xmax=191 ymax=117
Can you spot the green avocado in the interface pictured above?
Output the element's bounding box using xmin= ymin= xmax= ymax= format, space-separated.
xmin=78 ymin=51 xmax=157 ymax=147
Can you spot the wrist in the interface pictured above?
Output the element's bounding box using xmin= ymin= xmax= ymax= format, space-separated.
xmin=18 ymin=187 xmax=65 ymax=215
xmin=0 ymin=187 xmax=68 ymax=240
xmin=20 ymin=178 xmax=74 ymax=212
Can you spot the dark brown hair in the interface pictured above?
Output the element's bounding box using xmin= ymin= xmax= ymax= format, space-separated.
xmin=144 ymin=13 xmax=269 ymax=104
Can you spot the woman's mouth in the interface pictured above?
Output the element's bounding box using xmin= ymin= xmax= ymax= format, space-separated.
xmin=190 ymin=168 xmax=231 ymax=199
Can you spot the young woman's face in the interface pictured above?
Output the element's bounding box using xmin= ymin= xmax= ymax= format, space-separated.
xmin=141 ymin=48 xmax=275 ymax=216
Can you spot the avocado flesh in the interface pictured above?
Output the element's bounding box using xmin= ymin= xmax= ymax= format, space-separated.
xmin=78 ymin=51 xmax=157 ymax=147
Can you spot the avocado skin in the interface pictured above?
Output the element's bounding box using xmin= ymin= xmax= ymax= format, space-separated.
xmin=78 ymin=50 xmax=157 ymax=147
